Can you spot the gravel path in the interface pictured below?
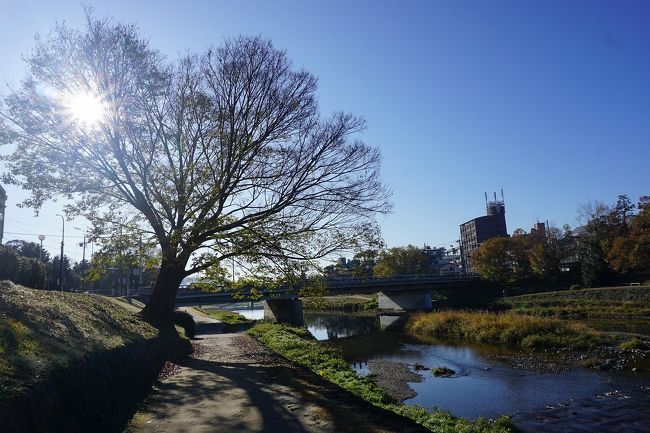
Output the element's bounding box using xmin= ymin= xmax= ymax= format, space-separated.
xmin=126 ymin=313 xmax=428 ymax=433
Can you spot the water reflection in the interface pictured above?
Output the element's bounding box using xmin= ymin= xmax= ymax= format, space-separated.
xmin=304 ymin=312 xmax=377 ymax=341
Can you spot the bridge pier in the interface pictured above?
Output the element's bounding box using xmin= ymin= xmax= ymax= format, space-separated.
xmin=378 ymin=290 xmax=433 ymax=311
xmin=263 ymin=298 xmax=304 ymax=326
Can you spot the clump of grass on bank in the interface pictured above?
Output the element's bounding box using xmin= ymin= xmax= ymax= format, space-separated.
xmin=248 ymin=322 xmax=515 ymax=433
xmin=196 ymin=308 xmax=250 ymax=324
xmin=619 ymin=338 xmax=649 ymax=350
xmin=0 ymin=281 xmax=159 ymax=403
xmin=303 ymin=295 xmax=378 ymax=312
xmin=407 ymin=310 xmax=606 ymax=350
xmin=498 ymin=286 xmax=650 ymax=319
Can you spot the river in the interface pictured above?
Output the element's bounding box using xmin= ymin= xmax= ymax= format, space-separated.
xmin=226 ymin=304 xmax=650 ymax=432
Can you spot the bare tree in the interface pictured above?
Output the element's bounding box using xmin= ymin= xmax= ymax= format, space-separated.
xmin=576 ymin=200 xmax=610 ymax=226
xmin=0 ymin=16 xmax=390 ymax=326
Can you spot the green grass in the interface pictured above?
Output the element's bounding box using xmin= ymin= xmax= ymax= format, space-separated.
xmin=0 ymin=281 xmax=159 ymax=403
xmin=407 ymin=310 xmax=606 ymax=350
xmin=497 ymin=286 xmax=650 ymax=319
xmin=196 ymin=308 xmax=251 ymax=324
xmin=248 ymin=322 xmax=515 ymax=433
xmin=303 ymin=295 xmax=378 ymax=312
xmin=619 ymin=338 xmax=649 ymax=350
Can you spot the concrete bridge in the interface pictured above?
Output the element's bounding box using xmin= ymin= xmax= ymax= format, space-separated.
xmin=137 ymin=274 xmax=492 ymax=326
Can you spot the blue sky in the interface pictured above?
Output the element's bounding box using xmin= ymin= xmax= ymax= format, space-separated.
xmin=1 ymin=0 xmax=649 ymax=262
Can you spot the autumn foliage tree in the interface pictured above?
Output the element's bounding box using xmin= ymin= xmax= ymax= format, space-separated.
xmin=607 ymin=199 xmax=650 ymax=275
xmin=0 ymin=16 xmax=390 ymax=327
xmin=470 ymin=237 xmax=513 ymax=284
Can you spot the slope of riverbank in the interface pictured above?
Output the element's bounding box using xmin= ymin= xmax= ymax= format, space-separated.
xmin=0 ymin=281 xmax=191 ymax=433
xmin=498 ymin=286 xmax=650 ymax=319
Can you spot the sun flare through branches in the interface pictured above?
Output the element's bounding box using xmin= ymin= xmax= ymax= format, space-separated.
xmin=61 ymin=91 xmax=107 ymax=129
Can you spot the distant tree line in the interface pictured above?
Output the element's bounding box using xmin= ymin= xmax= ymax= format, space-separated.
xmin=0 ymin=240 xmax=74 ymax=289
xmin=324 ymin=244 xmax=452 ymax=278
xmin=471 ymin=194 xmax=650 ymax=287
xmin=0 ymin=230 xmax=160 ymax=294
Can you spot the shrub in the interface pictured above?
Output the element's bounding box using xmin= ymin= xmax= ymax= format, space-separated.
xmin=173 ymin=311 xmax=196 ymax=339
xmin=0 ymin=247 xmax=20 ymax=281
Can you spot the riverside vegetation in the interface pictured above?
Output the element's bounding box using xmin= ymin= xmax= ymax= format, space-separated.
xmin=407 ymin=310 xmax=607 ymax=350
xmin=248 ymin=322 xmax=516 ymax=433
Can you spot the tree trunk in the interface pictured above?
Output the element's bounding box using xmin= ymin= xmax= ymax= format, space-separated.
xmin=140 ymin=257 xmax=186 ymax=328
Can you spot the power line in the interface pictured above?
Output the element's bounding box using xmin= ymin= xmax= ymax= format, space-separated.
xmin=3 ymin=231 xmax=89 ymax=239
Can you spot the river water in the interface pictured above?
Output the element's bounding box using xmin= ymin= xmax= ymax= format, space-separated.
xmin=228 ymin=304 xmax=650 ymax=432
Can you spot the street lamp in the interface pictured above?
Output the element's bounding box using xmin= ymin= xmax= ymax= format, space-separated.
xmin=450 ymin=244 xmax=457 ymax=278
xmin=56 ymin=214 xmax=65 ymax=291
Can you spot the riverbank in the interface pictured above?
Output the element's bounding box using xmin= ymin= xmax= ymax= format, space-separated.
xmin=127 ymin=315 xmax=432 ymax=433
xmin=248 ymin=322 xmax=516 ymax=433
xmin=497 ymin=285 xmax=650 ymax=319
xmin=303 ymin=295 xmax=378 ymax=312
xmin=0 ymin=281 xmax=191 ymax=433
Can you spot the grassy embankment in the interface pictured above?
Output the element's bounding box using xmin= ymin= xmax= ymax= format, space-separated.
xmin=407 ymin=310 xmax=607 ymax=350
xmin=248 ymin=322 xmax=515 ymax=433
xmin=195 ymin=308 xmax=250 ymax=324
xmin=303 ymin=295 xmax=378 ymax=312
xmin=0 ymin=281 xmax=162 ymax=404
xmin=497 ymin=286 xmax=650 ymax=319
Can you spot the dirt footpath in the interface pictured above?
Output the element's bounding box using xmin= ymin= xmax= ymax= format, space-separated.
xmin=126 ymin=316 xmax=427 ymax=433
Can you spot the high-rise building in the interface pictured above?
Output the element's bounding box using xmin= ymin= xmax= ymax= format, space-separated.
xmin=0 ymin=184 xmax=6 ymax=245
xmin=460 ymin=192 xmax=508 ymax=273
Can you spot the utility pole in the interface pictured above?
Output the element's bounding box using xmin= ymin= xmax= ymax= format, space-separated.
xmin=458 ymin=239 xmax=465 ymax=276
xmin=56 ymin=214 xmax=65 ymax=291
xmin=38 ymin=234 xmax=45 ymax=289
xmin=450 ymin=244 xmax=457 ymax=277
xmin=138 ymin=234 xmax=143 ymax=296
xmin=79 ymin=235 xmax=87 ymax=292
